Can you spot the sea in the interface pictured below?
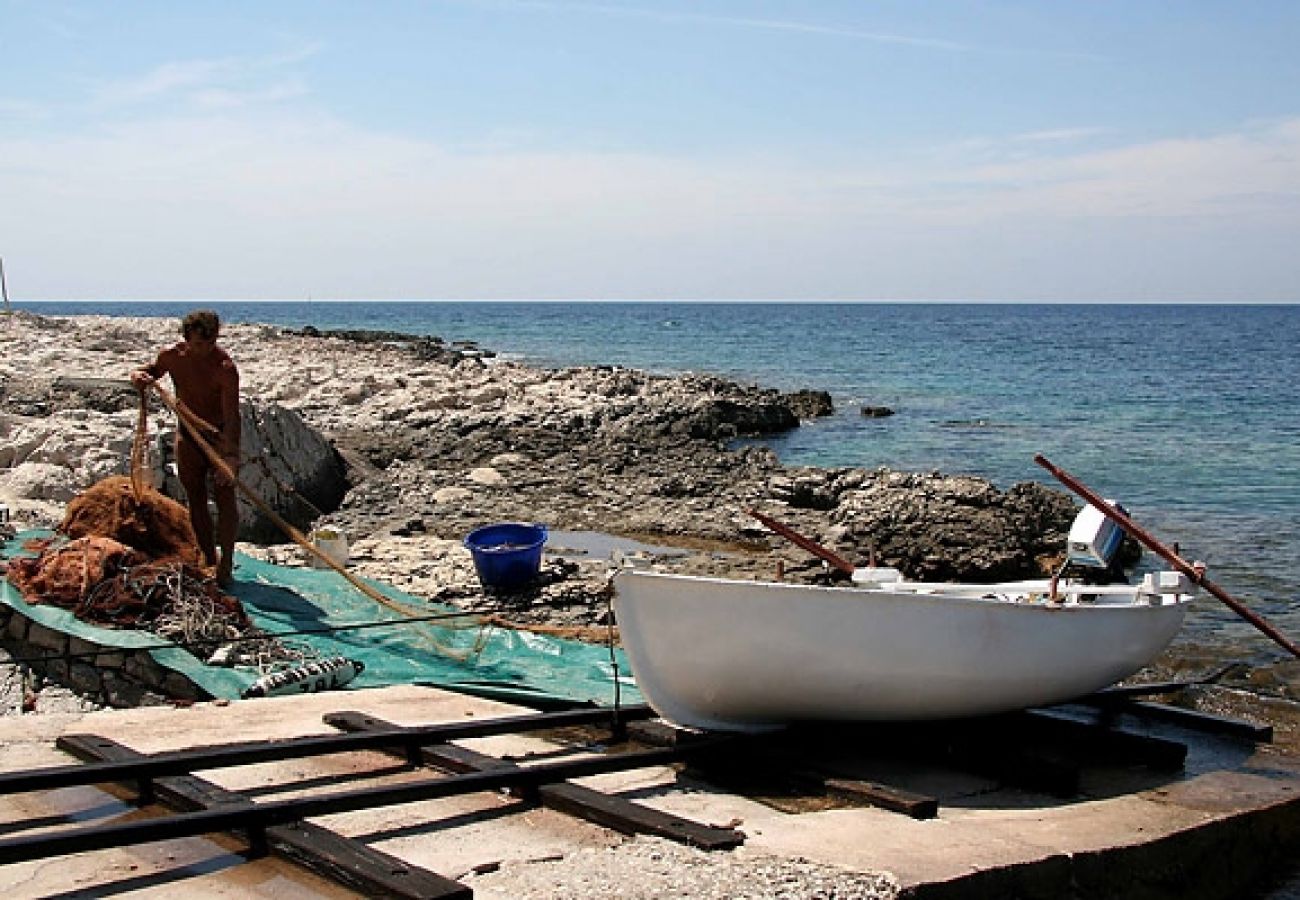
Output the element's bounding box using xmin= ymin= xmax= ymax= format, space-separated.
xmin=14 ymin=300 xmax=1300 ymax=679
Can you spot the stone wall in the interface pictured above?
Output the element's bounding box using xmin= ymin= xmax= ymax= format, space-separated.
xmin=1 ymin=603 xmax=204 ymax=711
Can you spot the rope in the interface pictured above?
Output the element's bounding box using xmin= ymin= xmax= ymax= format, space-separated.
xmin=130 ymin=391 xmax=150 ymax=500
xmin=605 ymin=582 xmax=623 ymax=735
xmin=1 ymin=608 xmax=485 ymax=668
xmin=123 ymin=382 xmax=612 ymax=663
xmin=140 ymin=381 xmax=480 ymax=662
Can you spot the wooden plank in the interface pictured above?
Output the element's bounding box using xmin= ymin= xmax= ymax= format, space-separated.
xmin=7 ymin=704 xmax=655 ymax=796
xmin=56 ymin=734 xmax=470 ymax=900
xmin=325 ymin=710 xmax=744 ymax=851
xmin=821 ymin=777 xmax=939 ymax=820
xmin=626 ymin=719 xmax=716 ymax=748
xmin=1021 ymin=709 xmax=1188 ymax=771
xmin=1084 ymin=699 xmax=1273 ymax=742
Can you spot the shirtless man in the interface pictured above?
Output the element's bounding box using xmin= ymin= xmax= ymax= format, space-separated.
xmin=131 ymin=310 xmax=242 ymax=585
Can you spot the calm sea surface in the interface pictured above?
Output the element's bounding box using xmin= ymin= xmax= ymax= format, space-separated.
xmin=16 ymin=301 xmax=1300 ymax=675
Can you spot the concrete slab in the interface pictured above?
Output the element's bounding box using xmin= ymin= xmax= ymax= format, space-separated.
xmin=1 ymin=684 xmax=1298 ymax=899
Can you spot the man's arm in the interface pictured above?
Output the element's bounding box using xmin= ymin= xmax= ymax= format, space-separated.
xmin=130 ymin=349 xmax=170 ymax=389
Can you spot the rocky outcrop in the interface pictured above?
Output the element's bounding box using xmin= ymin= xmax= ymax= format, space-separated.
xmin=1 ymin=375 xmax=347 ymax=543
xmin=156 ymin=399 xmax=348 ymax=543
xmin=830 ymin=473 xmax=1077 ymax=581
xmin=783 ymin=389 xmax=834 ymax=418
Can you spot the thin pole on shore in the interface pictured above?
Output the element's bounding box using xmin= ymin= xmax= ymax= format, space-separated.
xmin=746 ymin=508 xmax=856 ymax=575
xmin=1034 ymin=453 xmax=1300 ymax=661
xmin=140 ymin=382 xmax=479 ymax=661
xmin=1 ymin=257 xmax=10 ymax=314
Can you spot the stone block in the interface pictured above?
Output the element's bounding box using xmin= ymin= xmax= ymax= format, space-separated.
xmin=92 ymin=651 xmax=128 ymax=669
xmin=25 ymin=622 xmax=69 ymax=654
xmin=161 ymin=669 xmax=203 ymax=701
xmin=68 ymin=636 xmax=105 ymax=660
xmin=67 ymin=661 xmax=104 ymax=695
xmin=5 ymin=613 xmax=30 ymax=642
xmin=124 ymin=653 xmax=166 ymax=687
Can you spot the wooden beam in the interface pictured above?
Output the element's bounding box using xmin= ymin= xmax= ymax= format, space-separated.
xmin=57 ymin=734 xmax=470 ymax=899
xmin=325 ymin=710 xmax=744 ymax=851
xmin=821 ymin=777 xmax=938 ymax=820
xmin=1083 ymin=699 xmax=1273 ymax=742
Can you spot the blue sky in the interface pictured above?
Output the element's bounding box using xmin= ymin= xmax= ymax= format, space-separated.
xmin=2 ymin=1 xmax=1298 ymax=300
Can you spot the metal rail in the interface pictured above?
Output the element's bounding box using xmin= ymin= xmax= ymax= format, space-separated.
xmin=0 ymin=739 xmax=726 ymax=866
xmin=0 ymin=704 xmax=653 ymax=795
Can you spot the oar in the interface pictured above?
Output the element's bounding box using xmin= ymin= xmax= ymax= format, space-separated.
xmin=746 ymin=508 xmax=856 ymax=575
xmin=1035 ymin=453 xmax=1300 ymax=660
xmin=145 ymin=381 xmax=431 ymax=623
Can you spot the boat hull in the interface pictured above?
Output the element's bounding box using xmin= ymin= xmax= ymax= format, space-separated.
xmin=612 ymin=570 xmax=1190 ymax=731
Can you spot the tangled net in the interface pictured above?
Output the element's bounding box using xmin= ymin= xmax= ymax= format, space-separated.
xmin=59 ymin=475 xmax=205 ymax=567
xmin=5 ymin=468 xmax=266 ymax=653
xmin=6 ymin=534 xmax=248 ymax=635
xmin=2 ymin=397 xmax=328 ymax=679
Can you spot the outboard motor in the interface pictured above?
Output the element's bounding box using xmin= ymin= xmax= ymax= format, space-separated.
xmin=1066 ymin=500 xmax=1130 ymax=571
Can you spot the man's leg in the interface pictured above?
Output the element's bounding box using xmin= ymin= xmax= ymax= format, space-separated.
xmin=213 ymin=480 xmax=238 ymax=586
xmin=176 ymin=440 xmax=217 ymax=568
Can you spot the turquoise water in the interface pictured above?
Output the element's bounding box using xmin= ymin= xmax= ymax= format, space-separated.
xmin=17 ymin=301 xmax=1300 ymax=662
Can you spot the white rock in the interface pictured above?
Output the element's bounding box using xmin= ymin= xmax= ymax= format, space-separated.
xmin=433 ymin=486 xmax=474 ymax=504
xmin=468 ymin=467 xmax=505 ymax=487
xmin=0 ymin=461 xmax=79 ymax=502
xmin=490 ymin=452 xmax=528 ymax=467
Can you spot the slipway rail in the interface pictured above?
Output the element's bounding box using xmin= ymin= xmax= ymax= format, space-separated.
xmin=0 ymin=742 xmax=729 ymax=865
xmin=0 ymin=683 xmax=1272 ymax=895
xmin=0 ymin=703 xmax=657 ymax=795
xmin=0 ymin=702 xmax=743 ymax=898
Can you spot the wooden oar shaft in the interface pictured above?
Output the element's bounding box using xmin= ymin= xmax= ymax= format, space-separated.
xmin=1034 ymin=453 xmax=1300 ymax=660
xmin=148 ymin=382 xmax=426 ymax=622
xmin=746 ymin=508 xmax=856 ymax=575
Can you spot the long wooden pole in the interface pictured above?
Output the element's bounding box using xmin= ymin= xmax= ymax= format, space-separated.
xmin=1 ymin=257 xmax=10 ymax=314
xmin=746 ymin=508 xmax=856 ymax=575
xmin=146 ymin=381 xmax=444 ymax=625
xmin=1034 ymin=453 xmax=1300 ymax=660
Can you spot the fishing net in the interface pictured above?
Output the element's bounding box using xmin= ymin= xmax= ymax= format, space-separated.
xmin=6 ymin=536 xmax=144 ymax=612
xmin=4 ymin=394 xmax=254 ymax=640
xmin=59 ymin=475 xmax=205 ymax=568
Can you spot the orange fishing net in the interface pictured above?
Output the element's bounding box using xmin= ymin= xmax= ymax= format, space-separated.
xmin=6 ymin=536 xmax=144 ymax=611
xmin=59 ymin=475 xmax=204 ymax=567
xmin=4 ymin=395 xmax=248 ymax=632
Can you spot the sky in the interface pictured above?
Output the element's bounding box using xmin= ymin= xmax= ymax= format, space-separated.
xmin=2 ymin=1 xmax=1298 ymax=301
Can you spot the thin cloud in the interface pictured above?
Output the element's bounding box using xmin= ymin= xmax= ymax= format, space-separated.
xmin=2 ymin=107 xmax=1295 ymax=299
xmin=94 ymin=59 xmax=241 ymax=105
xmin=916 ymin=119 xmax=1300 ymax=222
xmin=475 ymin=0 xmax=973 ymax=51
xmin=468 ymin=0 xmax=1104 ymax=59
xmin=192 ymin=79 xmax=310 ymax=110
xmin=0 ymin=98 xmax=50 ymax=119
xmin=90 ymin=44 xmax=322 ymax=108
xmin=1011 ymin=127 xmax=1110 ymax=144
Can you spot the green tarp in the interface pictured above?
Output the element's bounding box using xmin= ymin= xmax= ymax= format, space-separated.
xmin=2 ymin=531 xmax=640 ymax=708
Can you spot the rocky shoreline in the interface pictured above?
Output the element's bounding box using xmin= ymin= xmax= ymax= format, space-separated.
xmin=1 ymin=310 xmax=1082 ymax=700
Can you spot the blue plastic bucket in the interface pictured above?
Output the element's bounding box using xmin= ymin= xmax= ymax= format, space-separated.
xmin=464 ymin=522 xmax=548 ymax=590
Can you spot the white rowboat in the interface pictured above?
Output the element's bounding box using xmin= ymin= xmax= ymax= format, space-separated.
xmin=612 ymin=568 xmax=1195 ymax=732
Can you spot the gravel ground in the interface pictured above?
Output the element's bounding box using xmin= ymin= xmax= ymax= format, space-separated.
xmin=464 ymin=837 xmax=900 ymax=900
